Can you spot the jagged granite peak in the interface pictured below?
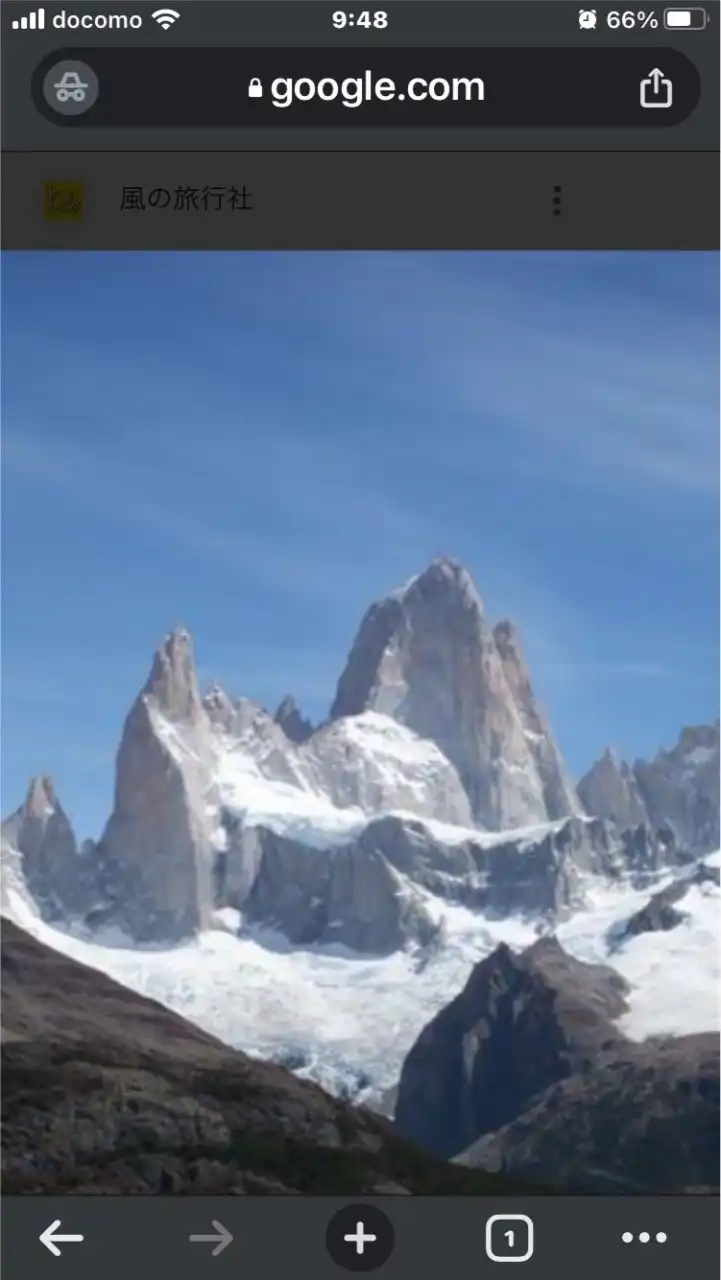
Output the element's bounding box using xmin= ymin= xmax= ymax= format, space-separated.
xmin=24 ymin=774 xmax=57 ymax=816
xmin=665 ymin=721 xmax=718 ymax=758
xmin=94 ymin=631 xmax=217 ymax=943
xmin=202 ymin=682 xmax=237 ymax=730
xmin=492 ymin=619 xmax=580 ymax=821
xmin=393 ymin=556 xmax=486 ymax=609
xmin=204 ymin=691 xmax=291 ymax=753
xmin=1 ymin=775 xmax=79 ymax=921
xmin=220 ymin=696 xmax=311 ymax=793
xmin=579 ymin=722 xmax=719 ymax=855
xmin=274 ymin=695 xmax=314 ymax=745
xmin=637 ymin=720 xmax=720 ymax=826
xmin=2 ymin=773 xmax=74 ymax=850
xmin=143 ymin=625 xmax=205 ymax=726
xmin=577 ymin=746 xmax=649 ymax=830
xmin=330 ymin=558 xmax=578 ymax=829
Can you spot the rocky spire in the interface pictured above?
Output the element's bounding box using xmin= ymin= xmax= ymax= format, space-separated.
xmin=330 ymin=557 xmax=577 ymax=830
xmin=577 ymin=747 xmax=649 ymax=831
xmin=492 ymin=619 xmax=580 ymax=821
xmin=24 ymin=775 xmax=58 ymax=818
xmin=202 ymin=682 xmax=236 ymax=731
xmin=632 ymin=722 xmax=720 ymax=854
xmin=330 ymin=557 xmax=485 ymax=724
xmin=274 ymin=695 xmax=314 ymax=745
xmin=1 ymin=775 xmax=79 ymax=918
xmin=3 ymin=776 xmax=75 ymax=853
xmin=97 ymin=627 xmax=215 ymax=943
xmin=142 ymin=626 xmax=205 ymax=726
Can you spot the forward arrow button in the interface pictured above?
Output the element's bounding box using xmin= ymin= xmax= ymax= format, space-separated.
xmin=189 ymin=1221 xmax=233 ymax=1257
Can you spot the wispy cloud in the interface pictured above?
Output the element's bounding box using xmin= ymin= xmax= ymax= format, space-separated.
xmin=3 ymin=416 xmax=602 ymax=685
xmin=2 ymin=426 xmax=433 ymax=612
xmin=202 ymin=252 xmax=719 ymax=499
xmin=369 ymin=259 xmax=718 ymax=497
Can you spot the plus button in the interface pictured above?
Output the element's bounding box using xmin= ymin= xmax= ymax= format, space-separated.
xmin=343 ymin=1222 xmax=378 ymax=1256
xmin=326 ymin=1203 xmax=395 ymax=1272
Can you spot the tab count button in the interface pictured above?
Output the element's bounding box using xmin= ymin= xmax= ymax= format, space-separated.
xmin=485 ymin=1215 xmax=534 ymax=1263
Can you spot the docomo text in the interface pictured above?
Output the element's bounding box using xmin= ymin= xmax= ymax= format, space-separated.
xmin=261 ymin=71 xmax=486 ymax=110
xmin=49 ymin=10 xmax=144 ymax=28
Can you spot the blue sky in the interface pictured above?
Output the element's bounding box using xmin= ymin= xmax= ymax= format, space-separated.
xmin=2 ymin=251 xmax=718 ymax=838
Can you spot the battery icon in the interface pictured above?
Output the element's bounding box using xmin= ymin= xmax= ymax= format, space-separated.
xmin=663 ymin=8 xmax=707 ymax=27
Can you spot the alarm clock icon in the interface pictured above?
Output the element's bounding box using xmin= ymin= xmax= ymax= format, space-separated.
xmin=578 ymin=9 xmax=597 ymax=27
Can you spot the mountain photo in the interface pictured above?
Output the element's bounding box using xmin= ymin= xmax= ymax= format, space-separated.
xmin=2 ymin=250 xmax=719 ymax=1195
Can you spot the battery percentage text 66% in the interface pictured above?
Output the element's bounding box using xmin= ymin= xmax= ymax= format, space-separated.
xmin=606 ymin=10 xmax=659 ymax=26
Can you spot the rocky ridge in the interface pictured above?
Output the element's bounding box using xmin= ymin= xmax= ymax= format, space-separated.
xmin=1 ymin=778 xmax=685 ymax=955
xmin=579 ymin=722 xmax=720 ymax=856
xmin=393 ymin=934 xmax=719 ymax=1192
xmin=394 ymin=936 xmax=630 ymax=1159
xmin=2 ymin=559 xmax=717 ymax=952
xmin=274 ymin=695 xmax=314 ymax=745
xmin=1 ymin=776 xmax=78 ymax=921
xmin=611 ymin=858 xmax=721 ymax=946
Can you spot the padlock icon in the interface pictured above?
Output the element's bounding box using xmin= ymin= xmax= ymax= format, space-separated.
xmin=248 ymin=78 xmax=263 ymax=99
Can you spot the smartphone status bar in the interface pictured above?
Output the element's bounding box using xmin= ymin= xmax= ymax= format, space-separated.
xmin=2 ymin=2 xmax=718 ymax=49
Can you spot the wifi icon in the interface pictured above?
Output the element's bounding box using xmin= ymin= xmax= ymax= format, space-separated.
xmin=152 ymin=8 xmax=180 ymax=28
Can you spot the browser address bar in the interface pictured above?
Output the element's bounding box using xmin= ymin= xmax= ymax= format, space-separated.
xmin=33 ymin=46 xmax=701 ymax=128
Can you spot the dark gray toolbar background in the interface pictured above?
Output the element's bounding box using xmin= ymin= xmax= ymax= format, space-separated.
xmin=3 ymin=1195 xmax=720 ymax=1280
xmin=2 ymin=2 xmax=719 ymax=151
xmin=2 ymin=150 xmax=718 ymax=248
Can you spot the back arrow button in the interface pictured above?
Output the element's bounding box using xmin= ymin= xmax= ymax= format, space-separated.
xmin=40 ymin=1221 xmax=85 ymax=1257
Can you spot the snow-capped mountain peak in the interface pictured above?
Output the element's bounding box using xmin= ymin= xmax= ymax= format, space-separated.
xmin=1 ymin=558 xmax=718 ymax=1125
xmin=330 ymin=558 xmax=580 ymax=829
xmin=142 ymin=625 xmax=205 ymax=725
xmin=4 ymin=560 xmax=719 ymax=955
xmin=579 ymin=722 xmax=720 ymax=855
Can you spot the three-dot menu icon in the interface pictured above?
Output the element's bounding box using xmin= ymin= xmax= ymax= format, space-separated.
xmin=621 ymin=1231 xmax=668 ymax=1244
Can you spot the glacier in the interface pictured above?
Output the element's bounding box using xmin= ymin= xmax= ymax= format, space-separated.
xmin=5 ymin=852 xmax=719 ymax=1109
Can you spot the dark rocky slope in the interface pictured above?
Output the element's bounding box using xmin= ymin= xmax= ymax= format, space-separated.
xmin=458 ymin=1035 xmax=720 ymax=1193
xmin=613 ymin=861 xmax=720 ymax=945
xmin=394 ymin=937 xmax=719 ymax=1192
xmin=1 ymin=920 xmax=537 ymax=1196
xmin=394 ymin=937 xmax=629 ymax=1160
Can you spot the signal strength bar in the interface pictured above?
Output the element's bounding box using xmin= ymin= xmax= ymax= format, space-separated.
xmin=12 ymin=8 xmax=45 ymax=29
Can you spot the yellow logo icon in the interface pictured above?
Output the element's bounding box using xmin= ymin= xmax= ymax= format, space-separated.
xmin=44 ymin=181 xmax=84 ymax=221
